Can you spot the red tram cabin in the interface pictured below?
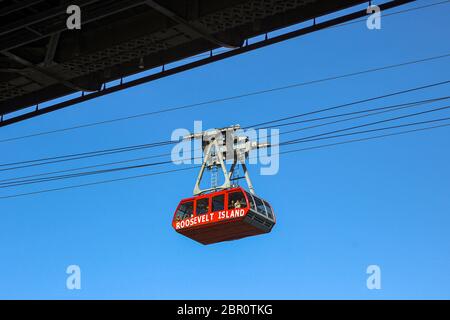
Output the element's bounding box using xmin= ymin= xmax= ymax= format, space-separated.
xmin=172 ymin=187 xmax=276 ymax=245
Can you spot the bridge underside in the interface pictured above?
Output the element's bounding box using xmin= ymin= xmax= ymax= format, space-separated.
xmin=0 ymin=0 xmax=413 ymax=126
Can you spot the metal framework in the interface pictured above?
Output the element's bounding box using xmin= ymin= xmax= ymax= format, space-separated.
xmin=0 ymin=0 xmax=415 ymax=127
xmin=145 ymin=1 xmax=239 ymax=49
xmin=184 ymin=125 xmax=269 ymax=196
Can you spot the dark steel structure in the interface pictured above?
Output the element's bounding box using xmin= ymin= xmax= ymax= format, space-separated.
xmin=0 ymin=0 xmax=413 ymax=126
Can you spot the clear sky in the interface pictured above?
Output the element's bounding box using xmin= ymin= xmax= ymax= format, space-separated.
xmin=0 ymin=1 xmax=449 ymax=299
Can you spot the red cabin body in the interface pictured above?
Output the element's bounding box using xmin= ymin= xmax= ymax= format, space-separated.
xmin=172 ymin=187 xmax=276 ymax=245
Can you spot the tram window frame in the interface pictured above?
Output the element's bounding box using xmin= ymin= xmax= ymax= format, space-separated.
xmin=245 ymin=191 xmax=256 ymax=211
xmin=227 ymin=191 xmax=247 ymax=210
xmin=176 ymin=201 xmax=194 ymax=220
xmin=196 ymin=197 xmax=210 ymax=216
xmin=253 ymin=196 xmax=267 ymax=216
xmin=263 ymin=200 xmax=274 ymax=219
xmin=212 ymin=194 xmax=225 ymax=212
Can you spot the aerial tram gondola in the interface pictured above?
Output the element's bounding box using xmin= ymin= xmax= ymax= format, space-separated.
xmin=172 ymin=125 xmax=276 ymax=245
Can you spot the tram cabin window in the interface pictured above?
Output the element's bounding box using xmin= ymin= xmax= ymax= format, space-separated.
xmin=196 ymin=198 xmax=209 ymax=215
xmin=263 ymin=200 xmax=274 ymax=219
xmin=212 ymin=195 xmax=224 ymax=212
xmin=253 ymin=196 xmax=267 ymax=216
xmin=228 ymin=191 xmax=247 ymax=209
xmin=245 ymin=191 xmax=256 ymax=211
xmin=176 ymin=201 xmax=194 ymax=220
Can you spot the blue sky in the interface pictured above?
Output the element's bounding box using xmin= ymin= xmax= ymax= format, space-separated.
xmin=0 ymin=1 xmax=449 ymax=299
